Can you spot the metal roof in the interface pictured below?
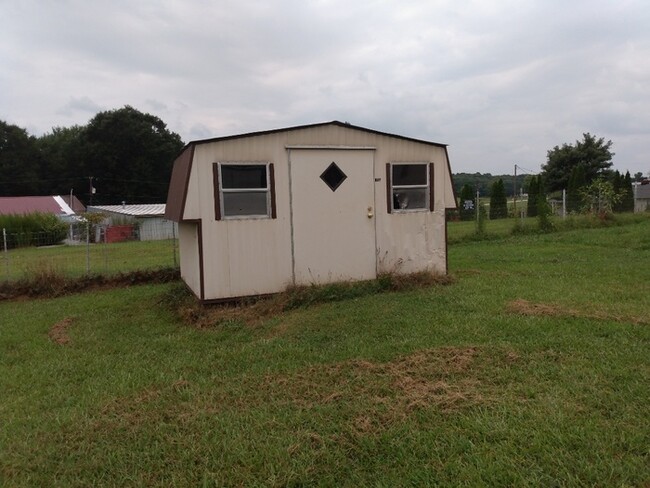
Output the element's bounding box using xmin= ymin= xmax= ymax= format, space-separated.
xmin=0 ymin=196 xmax=77 ymax=216
xmin=88 ymin=204 xmax=167 ymax=217
xmin=186 ymin=120 xmax=448 ymax=148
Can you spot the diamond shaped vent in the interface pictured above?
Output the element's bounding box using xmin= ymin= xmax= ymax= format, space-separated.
xmin=320 ymin=162 xmax=347 ymax=192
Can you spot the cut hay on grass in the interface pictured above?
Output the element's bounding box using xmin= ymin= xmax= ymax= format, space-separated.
xmin=507 ymin=299 xmax=649 ymax=325
xmin=88 ymin=346 xmax=498 ymax=440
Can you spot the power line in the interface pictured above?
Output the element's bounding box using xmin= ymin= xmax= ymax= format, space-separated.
xmin=515 ymin=165 xmax=538 ymax=175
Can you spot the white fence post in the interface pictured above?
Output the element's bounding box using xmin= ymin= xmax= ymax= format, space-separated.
xmin=86 ymin=223 xmax=90 ymax=275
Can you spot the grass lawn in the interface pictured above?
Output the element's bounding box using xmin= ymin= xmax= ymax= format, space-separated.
xmin=1 ymin=218 xmax=649 ymax=486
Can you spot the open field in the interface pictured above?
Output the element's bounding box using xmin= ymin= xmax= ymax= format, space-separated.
xmin=1 ymin=218 xmax=649 ymax=486
xmin=446 ymin=211 xmax=649 ymax=243
xmin=1 ymin=213 xmax=646 ymax=282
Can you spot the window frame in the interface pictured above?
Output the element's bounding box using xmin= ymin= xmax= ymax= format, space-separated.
xmin=213 ymin=162 xmax=276 ymax=220
xmin=388 ymin=162 xmax=433 ymax=213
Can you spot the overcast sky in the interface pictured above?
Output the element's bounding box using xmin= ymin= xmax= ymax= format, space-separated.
xmin=2 ymin=0 xmax=649 ymax=176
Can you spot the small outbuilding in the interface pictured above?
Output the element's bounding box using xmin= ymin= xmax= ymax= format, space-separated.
xmin=165 ymin=121 xmax=456 ymax=302
xmin=87 ymin=204 xmax=178 ymax=241
xmin=634 ymin=181 xmax=650 ymax=213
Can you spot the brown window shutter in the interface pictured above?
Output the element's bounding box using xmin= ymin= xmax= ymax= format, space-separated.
xmin=386 ymin=163 xmax=392 ymax=214
xmin=269 ymin=163 xmax=277 ymax=219
xmin=213 ymin=163 xmax=222 ymax=220
xmin=429 ymin=162 xmax=435 ymax=212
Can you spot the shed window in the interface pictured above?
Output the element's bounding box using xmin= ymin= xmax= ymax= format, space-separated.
xmin=389 ymin=163 xmax=434 ymax=212
xmin=213 ymin=163 xmax=276 ymax=219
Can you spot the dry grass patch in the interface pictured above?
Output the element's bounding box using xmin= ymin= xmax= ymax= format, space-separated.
xmin=263 ymin=346 xmax=489 ymax=435
xmin=89 ymin=346 xmax=497 ymax=439
xmin=507 ymin=299 xmax=648 ymax=325
xmin=48 ymin=317 xmax=74 ymax=345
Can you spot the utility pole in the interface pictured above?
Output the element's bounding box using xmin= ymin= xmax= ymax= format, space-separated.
xmin=513 ymin=164 xmax=517 ymax=215
xmin=88 ymin=176 xmax=95 ymax=205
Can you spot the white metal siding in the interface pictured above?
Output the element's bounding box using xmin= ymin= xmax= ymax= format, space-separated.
xmin=184 ymin=125 xmax=453 ymax=300
xmin=178 ymin=222 xmax=201 ymax=297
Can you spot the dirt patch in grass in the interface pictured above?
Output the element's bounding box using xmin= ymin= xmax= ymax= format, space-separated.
xmin=48 ymin=317 xmax=74 ymax=345
xmin=507 ymin=299 xmax=648 ymax=325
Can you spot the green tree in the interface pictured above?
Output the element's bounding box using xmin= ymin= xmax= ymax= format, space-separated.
xmin=610 ymin=171 xmax=624 ymax=212
xmin=537 ymin=194 xmax=554 ymax=232
xmin=458 ymin=184 xmax=475 ymax=221
xmin=453 ymin=173 xmax=517 ymax=197
xmin=541 ymin=133 xmax=614 ymax=192
xmin=621 ymin=171 xmax=634 ymax=212
xmin=0 ymin=121 xmax=42 ymax=196
xmin=566 ymin=164 xmax=586 ymax=213
xmin=489 ymin=179 xmax=507 ymax=219
xmin=78 ymin=106 xmax=184 ymax=204
xmin=36 ymin=125 xmax=86 ymax=196
xmin=526 ymin=176 xmax=539 ymax=217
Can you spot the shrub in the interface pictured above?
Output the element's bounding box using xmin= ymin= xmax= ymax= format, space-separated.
xmin=0 ymin=213 xmax=68 ymax=249
xmin=537 ymin=196 xmax=555 ymax=233
xmin=489 ymin=179 xmax=508 ymax=219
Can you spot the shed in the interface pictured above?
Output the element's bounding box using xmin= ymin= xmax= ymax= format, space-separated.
xmin=87 ymin=204 xmax=178 ymax=241
xmin=165 ymin=121 xmax=456 ymax=302
xmin=634 ymin=182 xmax=650 ymax=213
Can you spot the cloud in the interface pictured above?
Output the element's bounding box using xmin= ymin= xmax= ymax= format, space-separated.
xmin=1 ymin=0 xmax=649 ymax=174
xmin=57 ymin=96 xmax=104 ymax=116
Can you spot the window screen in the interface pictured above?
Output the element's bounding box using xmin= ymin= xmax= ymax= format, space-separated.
xmin=221 ymin=165 xmax=267 ymax=189
xmin=214 ymin=163 xmax=274 ymax=219
xmin=391 ymin=163 xmax=430 ymax=211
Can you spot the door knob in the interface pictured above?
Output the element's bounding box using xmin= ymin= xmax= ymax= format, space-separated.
xmin=367 ymin=206 xmax=374 ymax=218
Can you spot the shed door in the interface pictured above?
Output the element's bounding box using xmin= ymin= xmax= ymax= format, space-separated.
xmin=290 ymin=149 xmax=376 ymax=285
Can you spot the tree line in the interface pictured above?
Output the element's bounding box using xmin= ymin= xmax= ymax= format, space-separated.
xmin=455 ymin=133 xmax=641 ymax=220
xmin=0 ymin=106 xmax=184 ymax=205
xmin=1 ymin=114 xmax=644 ymax=213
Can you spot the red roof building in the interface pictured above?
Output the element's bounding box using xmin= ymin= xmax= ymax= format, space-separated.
xmin=0 ymin=195 xmax=85 ymax=217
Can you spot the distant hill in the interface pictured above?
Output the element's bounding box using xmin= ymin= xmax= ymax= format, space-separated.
xmin=452 ymin=173 xmax=531 ymax=197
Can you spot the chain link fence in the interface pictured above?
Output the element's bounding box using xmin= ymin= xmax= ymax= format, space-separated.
xmin=2 ymin=220 xmax=179 ymax=283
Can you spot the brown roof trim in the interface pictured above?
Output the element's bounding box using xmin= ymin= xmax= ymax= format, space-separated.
xmin=186 ymin=121 xmax=448 ymax=149
xmin=444 ymin=146 xmax=458 ymax=210
xmin=196 ymin=219 xmax=205 ymax=300
xmin=165 ymin=144 xmax=195 ymax=222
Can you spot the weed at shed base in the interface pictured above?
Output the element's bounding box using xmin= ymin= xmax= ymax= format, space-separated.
xmin=168 ymin=271 xmax=454 ymax=328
